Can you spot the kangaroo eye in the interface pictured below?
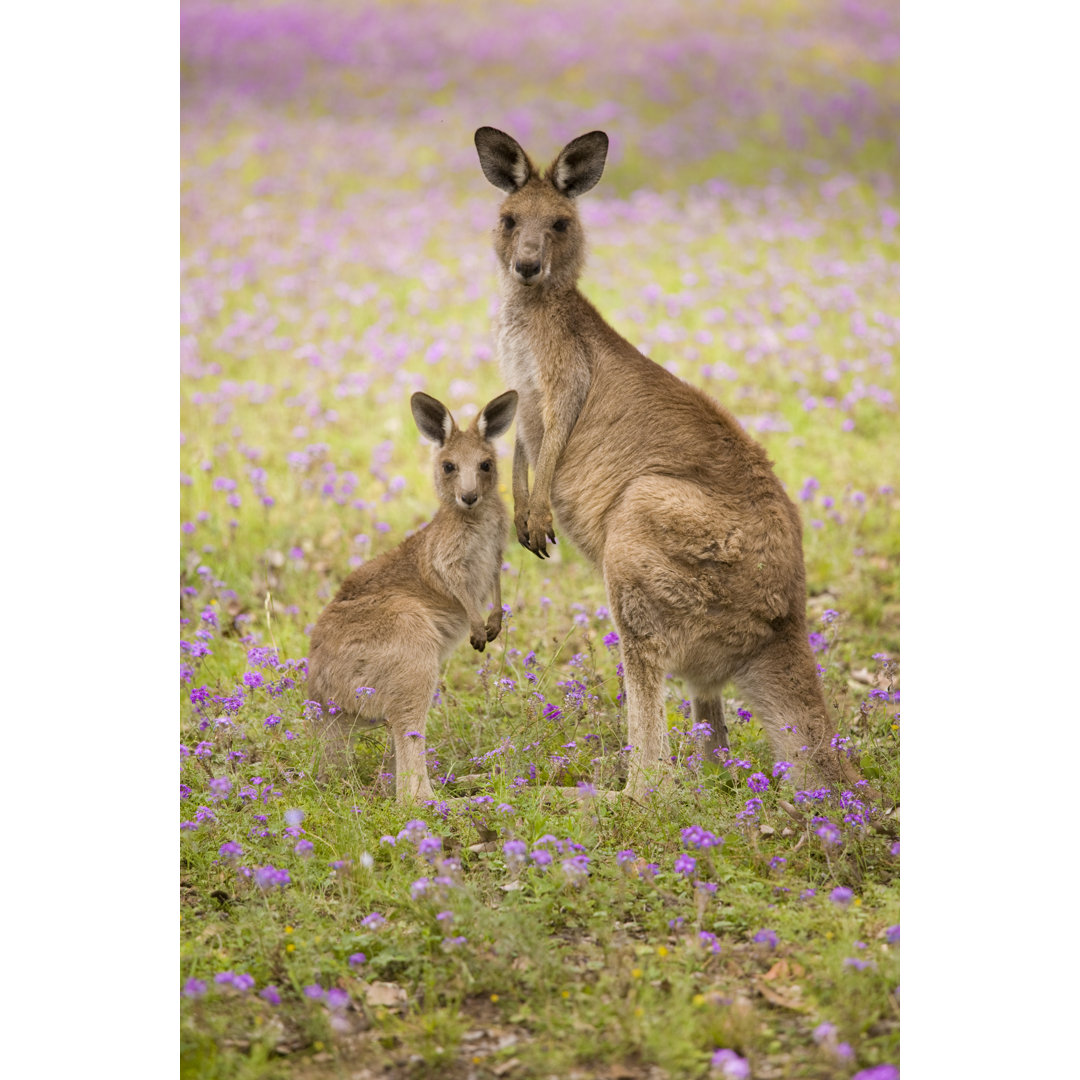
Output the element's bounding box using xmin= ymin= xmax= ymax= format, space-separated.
xmin=501 ymin=215 xmax=516 ymax=231
xmin=442 ymin=462 xmax=455 ymax=474
xmin=479 ymin=460 xmax=492 ymax=472
xmin=553 ymin=218 xmax=570 ymax=233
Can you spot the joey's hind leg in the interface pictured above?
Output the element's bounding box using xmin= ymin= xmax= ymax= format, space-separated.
xmin=387 ymin=677 xmax=439 ymax=803
xmin=691 ymin=696 xmax=730 ymax=766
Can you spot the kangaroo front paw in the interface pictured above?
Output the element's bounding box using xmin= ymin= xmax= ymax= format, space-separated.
xmin=470 ymin=625 xmax=488 ymax=651
xmin=525 ymin=504 xmax=555 ymax=559
xmin=485 ymin=612 xmax=503 ymax=642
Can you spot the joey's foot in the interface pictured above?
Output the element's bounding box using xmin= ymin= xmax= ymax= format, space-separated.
xmin=470 ymin=626 xmax=488 ymax=652
xmin=485 ymin=613 xmax=502 ymax=642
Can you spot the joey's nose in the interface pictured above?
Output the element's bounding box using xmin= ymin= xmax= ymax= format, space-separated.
xmin=515 ymin=260 xmax=542 ymax=280
xmin=461 ymin=492 xmax=478 ymax=506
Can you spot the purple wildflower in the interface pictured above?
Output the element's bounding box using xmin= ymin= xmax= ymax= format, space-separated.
xmin=711 ymin=1048 xmax=751 ymax=1078
xmin=830 ymin=886 xmax=854 ymax=908
xmin=674 ymin=853 xmax=697 ymax=877
xmin=182 ymin=978 xmax=207 ymax=998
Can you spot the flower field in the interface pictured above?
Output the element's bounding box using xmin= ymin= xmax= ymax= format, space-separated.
xmin=180 ymin=2 xmax=900 ymax=1077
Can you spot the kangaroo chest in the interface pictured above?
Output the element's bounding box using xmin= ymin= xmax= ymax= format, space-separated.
xmin=496 ymin=315 xmax=547 ymax=464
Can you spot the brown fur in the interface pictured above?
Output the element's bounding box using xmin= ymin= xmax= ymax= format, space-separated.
xmin=306 ymin=390 xmax=517 ymax=802
xmin=474 ymin=127 xmax=865 ymax=799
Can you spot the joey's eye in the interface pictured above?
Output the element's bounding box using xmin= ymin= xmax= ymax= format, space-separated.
xmin=553 ymin=218 xmax=570 ymax=233
xmin=479 ymin=460 xmax=492 ymax=472
xmin=501 ymin=215 xmax=515 ymax=231
xmin=442 ymin=461 xmax=455 ymax=474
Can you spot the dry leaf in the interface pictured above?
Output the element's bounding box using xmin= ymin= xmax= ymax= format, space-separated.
xmin=754 ymin=978 xmax=807 ymax=1012
xmin=492 ymin=1058 xmax=521 ymax=1077
xmin=364 ymin=981 xmax=407 ymax=1008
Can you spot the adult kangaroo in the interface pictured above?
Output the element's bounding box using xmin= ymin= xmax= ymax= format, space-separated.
xmin=474 ymin=126 xmax=865 ymax=800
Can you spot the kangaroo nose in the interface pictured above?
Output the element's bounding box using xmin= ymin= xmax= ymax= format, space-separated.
xmin=461 ymin=491 xmax=478 ymax=506
xmin=515 ymin=260 xmax=542 ymax=280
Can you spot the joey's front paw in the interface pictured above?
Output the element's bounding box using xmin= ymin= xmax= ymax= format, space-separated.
xmin=470 ymin=625 xmax=488 ymax=652
xmin=485 ymin=611 xmax=503 ymax=642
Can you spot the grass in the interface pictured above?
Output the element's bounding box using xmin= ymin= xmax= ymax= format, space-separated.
xmin=181 ymin=2 xmax=899 ymax=1076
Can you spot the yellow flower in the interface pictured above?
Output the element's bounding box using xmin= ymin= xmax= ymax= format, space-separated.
xmin=825 ymin=931 xmax=834 ymax=940
xmin=561 ymin=990 xmax=570 ymax=999
xmin=692 ymin=994 xmax=706 ymax=1006
xmin=634 ymin=1006 xmax=644 ymax=1018
xmin=286 ymin=943 xmax=295 ymax=952
xmin=657 ymin=946 xmax=669 ymax=958
xmin=284 ymin=926 xmax=294 ymax=934
xmin=631 ymin=968 xmax=642 ymax=979
xmin=853 ymin=897 xmax=862 ymax=907
xmin=490 ymin=994 xmax=499 ymax=1003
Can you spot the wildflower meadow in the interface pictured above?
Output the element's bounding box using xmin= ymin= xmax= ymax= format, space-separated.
xmin=180 ymin=2 xmax=900 ymax=1077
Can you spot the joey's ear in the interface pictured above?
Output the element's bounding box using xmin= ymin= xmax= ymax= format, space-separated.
xmin=475 ymin=127 xmax=533 ymax=193
xmin=550 ymin=131 xmax=608 ymax=198
xmin=410 ymin=392 xmax=455 ymax=446
xmin=475 ymin=390 xmax=518 ymax=442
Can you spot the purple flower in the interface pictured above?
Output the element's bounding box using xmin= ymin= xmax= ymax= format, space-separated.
xmin=681 ymin=826 xmax=723 ymax=850
xmin=254 ymin=865 xmax=290 ymax=890
xmin=294 ymin=840 xmax=314 ymax=858
xmin=815 ymin=821 xmax=843 ymax=845
xmin=698 ymin=931 xmax=722 ymax=954
xmin=885 ymin=924 xmax=900 ymax=945
xmin=674 ymin=853 xmax=697 ymax=877
xmin=753 ymin=929 xmax=778 ymax=948
xmin=710 ymin=1048 xmax=751 ymax=1078
xmin=208 ymin=776 xmax=232 ymax=800
xmin=182 ymin=978 xmax=207 ymax=998
xmin=417 ymin=836 xmax=442 ymax=861
xmin=218 ymin=841 xmax=243 ymax=861
xmin=771 ymin=761 xmax=792 ymax=779
xmin=830 ymin=886 xmax=854 ymax=908
xmin=615 ymin=849 xmax=637 ymax=866
xmin=361 ymin=912 xmax=386 ymax=930
xmin=304 ymin=984 xmax=324 ymax=1000
xmin=852 ymin=1067 xmax=899 ymax=1080
xmin=503 ymin=839 xmax=527 ymax=865
xmin=843 ymin=957 xmax=871 ymax=971
xmin=260 ymin=985 xmax=281 ymax=1005
xmin=325 ymin=988 xmax=350 ymax=1011
xmin=812 ymin=1022 xmax=837 ymax=1044
xmin=561 ymin=854 xmax=590 ymax=885
xmin=747 ymin=772 xmax=769 ymax=794
xmin=348 ymin=952 xmax=366 ymax=967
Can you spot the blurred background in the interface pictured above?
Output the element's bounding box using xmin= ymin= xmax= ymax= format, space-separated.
xmin=180 ymin=0 xmax=899 ymax=659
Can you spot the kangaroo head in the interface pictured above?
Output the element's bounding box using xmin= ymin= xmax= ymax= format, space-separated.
xmin=410 ymin=390 xmax=518 ymax=511
xmin=474 ymin=127 xmax=608 ymax=291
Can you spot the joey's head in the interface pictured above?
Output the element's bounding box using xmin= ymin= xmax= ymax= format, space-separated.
xmin=410 ymin=390 xmax=518 ymax=512
xmin=474 ymin=127 xmax=608 ymax=292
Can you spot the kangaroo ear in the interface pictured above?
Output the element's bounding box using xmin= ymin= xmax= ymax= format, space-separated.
xmin=411 ymin=392 xmax=455 ymax=446
xmin=550 ymin=131 xmax=608 ymax=198
xmin=475 ymin=127 xmax=533 ymax=193
xmin=475 ymin=390 xmax=518 ymax=442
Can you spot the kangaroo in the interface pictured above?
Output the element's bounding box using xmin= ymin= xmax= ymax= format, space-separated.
xmin=306 ymin=389 xmax=518 ymax=803
xmin=474 ymin=126 xmax=865 ymax=800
